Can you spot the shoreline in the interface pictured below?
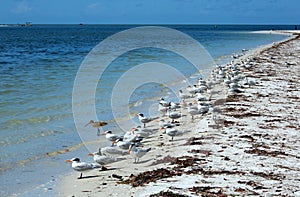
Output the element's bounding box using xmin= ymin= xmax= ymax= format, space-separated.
xmin=57 ymin=32 xmax=299 ymax=196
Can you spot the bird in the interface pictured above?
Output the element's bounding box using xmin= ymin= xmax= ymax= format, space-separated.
xmin=159 ymin=97 xmax=169 ymax=107
xmin=166 ymin=110 xmax=183 ymax=123
xmin=102 ymin=130 xmax=121 ymax=146
xmin=85 ymin=120 xmax=108 ymax=136
xmin=65 ymin=157 xmax=102 ymax=179
xmin=115 ymin=138 xmax=133 ymax=150
xmin=179 ymin=89 xmax=192 ymax=100
xmin=88 ymin=149 xmax=123 ymax=165
xmin=123 ymin=131 xmax=144 ymax=143
xmin=136 ymin=113 xmax=158 ymax=128
xmin=187 ymin=103 xmax=200 ymax=120
xmin=197 ymin=102 xmax=210 ymax=115
xmin=99 ymin=147 xmax=128 ymax=157
xmin=163 ymin=126 xmax=185 ymax=141
xmin=129 ymin=128 xmax=151 ymax=138
xmin=128 ymin=144 xmax=151 ymax=163
xmin=158 ymin=119 xmax=180 ymax=129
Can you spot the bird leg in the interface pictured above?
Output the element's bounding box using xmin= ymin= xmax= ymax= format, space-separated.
xmin=143 ymin=123 xmax=146 ymax=128
xmin=97 ymin=128 xmax=100 ymax=136
xmin=78 ymin=173 xmax=83 ymax=179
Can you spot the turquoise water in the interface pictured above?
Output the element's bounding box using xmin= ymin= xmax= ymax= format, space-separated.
xmin=0 ymin=25 xmax=290 ymax=196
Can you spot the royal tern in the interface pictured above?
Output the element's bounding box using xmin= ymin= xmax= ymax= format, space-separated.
xmin=85 ymin=120 xmax=108 ymax=136
xmin=179 ymin=89 xmax=192 ymax=100
xmin=159 ymin=97 xmax=169 ymax=107
xmin=129 ymin=144 xmax=151 ymax=163
xmin=187 ymin=103 xmax=200 ymax=120
xmin=123 ymin=131 xmax=144 ymax=143
xmin=65 ymin=158 xmax=102 ymax=179
xmin=103 ymin=130 xmax=121 ymax=146
xmin=136 ymin=113 xmax=158 ymax=128
xmin=115 ymin=138 xmax=133 ymax=150
xmin=167 ymin=110 xmax=183 ymax=123
xmin=158 ymin=119 xmax=180 ymax=129
xmin=88 ymin=150 xmax=123 ymax=165
xmin=163 ymin=126 xmax=185 ymax=141
xmin=100 ymin=147 xmax=128 ymax=157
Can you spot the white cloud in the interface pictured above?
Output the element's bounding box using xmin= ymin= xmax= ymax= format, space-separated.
xmin=11 ymin=0 xmax=32 ymax=14
xmin=87 ymin=2 xmax=101 ymax=10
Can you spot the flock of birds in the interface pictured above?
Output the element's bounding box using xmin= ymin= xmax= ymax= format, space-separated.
xmin=66 ymin=54 xmax=257 ymax=179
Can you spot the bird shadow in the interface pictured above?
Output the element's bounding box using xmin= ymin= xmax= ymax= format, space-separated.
xmin=101 ymin=167 xmax=119 ymax=172
xmin=80 ymin=175 xmax=100 ymax=179
xmin=135 ymin=158 xmax=153 ymax=164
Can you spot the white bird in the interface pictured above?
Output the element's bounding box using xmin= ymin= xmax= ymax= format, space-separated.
xmin=130 ymin=127 xmax=151 ymax=138
xmin=158 ymin=103 xmax=169 ymax=115
xmin=136 ymin=113 xmax=158 ymax=128
xmin=187 ymin=103 xmax=200 ymax=120
xmin=169 ymin=102 xmax=181 ymax=111
xmin=163 ymin=126 xmax=185 ymax=141
xmin=159 ymin=97 xmax=169 ymax=107
xmin=123 ymin=131 xmax=143 ymax=143
xmin=167 ymin=110 xmax=183 ymax=123
xmin=197 ymin=102 xmax=210 ymax=114
xmin=103 ymin=130 xmax=121 ymax=146
xmin=179 ymin=89 xmax=192 ymax=100
xmin=65 ymin=158 xmax=102 ymax=179
xmin=129 ymin=144 xmax=151 ymax=163
xmin=88 ymin=150 xmax=123 ymax=165
xmin=158 ymin=119 xmax=180 ymax=129
xmin=99 ymin=147 xmax=128 ymax=157
xmin=115 ymin=138 xmax=133 ymax=150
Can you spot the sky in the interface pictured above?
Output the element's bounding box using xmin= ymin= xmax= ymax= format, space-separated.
xmin=0 ymin=0 xmax=299 ymax=24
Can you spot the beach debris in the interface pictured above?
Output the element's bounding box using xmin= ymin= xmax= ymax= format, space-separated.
xmin=149 ymin=190 xmax=189 ymax=197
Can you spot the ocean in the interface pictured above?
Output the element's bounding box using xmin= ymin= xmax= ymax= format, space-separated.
xmin=0 ymin=25 xmax=292 ymax=196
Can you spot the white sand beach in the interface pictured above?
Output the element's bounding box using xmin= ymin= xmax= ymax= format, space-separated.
xmin=58 ymin=32 xmax=300 ymax=197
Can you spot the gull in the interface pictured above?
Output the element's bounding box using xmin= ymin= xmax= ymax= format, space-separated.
xmin=129 ymin=144 xmax=151 ymax=163
xmin=103 ymin=130 xmax=122 ymax=146
xmin=88 ymin=149 xmax=123 ymax=165
xmin=85 ymin=120 xmax=108 ymax=136
xmin=100 ymin=147 xmax=128 ymax=157
xmin=136 ymin=113 xmax=158 ymax=128
xmin=65 ymin=158 xmax=102 ymax=179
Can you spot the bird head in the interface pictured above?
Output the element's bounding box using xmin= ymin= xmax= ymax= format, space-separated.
xmin=65 ymin=157 xmax=80 ymax=163
xmin=136 ymin=113 xmax=144 ymax=117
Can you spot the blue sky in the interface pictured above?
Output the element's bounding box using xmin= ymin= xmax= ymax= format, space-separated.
xmin=0 ymin=0 xmax=299 ymax=24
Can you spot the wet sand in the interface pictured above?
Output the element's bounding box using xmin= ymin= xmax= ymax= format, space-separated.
xmin=58 ymin=31 xmax=300 ymax=197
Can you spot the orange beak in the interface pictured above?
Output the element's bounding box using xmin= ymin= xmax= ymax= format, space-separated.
xmin=65 ymin=159 xmax=72 ymax=162
xmin=87 ymin=153 xmax=94 ymax=156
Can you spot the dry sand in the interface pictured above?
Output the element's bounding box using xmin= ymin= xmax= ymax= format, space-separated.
xmin=57 ymin=32 xmax=300 ymax=197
